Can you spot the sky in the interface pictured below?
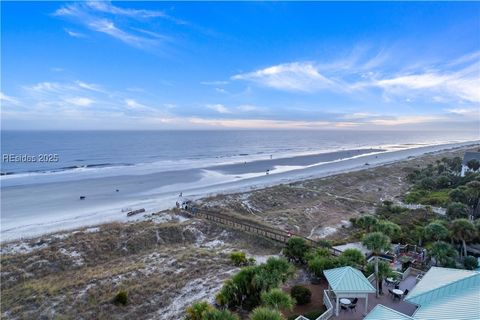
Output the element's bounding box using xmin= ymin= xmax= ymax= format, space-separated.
xmin=1 ymin=1 xmax=479 ymax=131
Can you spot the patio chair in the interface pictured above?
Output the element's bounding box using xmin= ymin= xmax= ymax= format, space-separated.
xmin=394 ymin=284 xmax=400 ymax=289
xmin=341 ymin=305 xmax=348 ymax=312
xmin=388 ymin=289 xmax=394 ymax=297
xmin=352 ymin=298 xmax=358 ymax=304
xmin=403 ymin=289 xmax=409 ymax=297
xmin=349 ymin=304 xmax=357 ymax=312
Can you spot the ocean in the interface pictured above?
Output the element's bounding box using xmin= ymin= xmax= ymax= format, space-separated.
xmin=2 ymin=130 xmax=478 ymax=177
xmin=1 ymin=130 xmax=479 ymax=240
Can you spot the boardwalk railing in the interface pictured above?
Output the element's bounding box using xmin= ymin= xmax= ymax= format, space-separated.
xmin=183 ymin=207 xmax=342 ymax=256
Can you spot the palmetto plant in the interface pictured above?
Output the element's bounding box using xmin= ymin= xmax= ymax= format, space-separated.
xmin=363 ymin=232 xmax=391 ymax=298
xmin=450 ymin=219 xmax=476 ymax=257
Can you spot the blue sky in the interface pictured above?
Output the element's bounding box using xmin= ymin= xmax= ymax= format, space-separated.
xmin=1 ymin=1 xmax=479 ymax=130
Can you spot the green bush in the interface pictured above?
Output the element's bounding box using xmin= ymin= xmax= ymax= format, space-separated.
xmin=290 ymin=285 xmax=311 ymax=305
xmin=464 ymin=256 xmax=479 ymax=270
xmin=113 ymin=290 xmax=128 ymax=306
xmin=284 ymin=236 xmax=310 ymax=263
xmin=230 ymin=251 xmax=248 ymax=266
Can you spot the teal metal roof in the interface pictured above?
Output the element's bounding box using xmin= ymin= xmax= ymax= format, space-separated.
xmin=323 ymin=266 xmax=375 ymax=294
xmin=405 ymin=267 xmax=480 ymax=320
xmin=364 ymin=305 xmax=414 ymax=320
xmin=365 ymin=267 xmax=480 ymax=320
xmin=406 ymin=266 xmax=479 ymax=301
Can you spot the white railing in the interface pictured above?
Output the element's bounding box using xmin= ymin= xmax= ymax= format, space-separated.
xmin=295 ymin=289 xmax=334 ymax=320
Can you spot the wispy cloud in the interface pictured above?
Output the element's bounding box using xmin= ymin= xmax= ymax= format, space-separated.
xmin=64 ymin=28 xmax=86 ymax=38
xmin=65 ymin=97 xmax=94 ymax=107
xmin=0 ymin=92 xmax=20 ymax=105
xmin=206 ymin=103 xmax=266 ymax=115
xmin=206 ymin=104 xmax=231 ymax=114
xmin=232 ymin=50 xmax=480 ymax=105
xmin=54 ymin=1 xmax=175 ymax=49
xmin=232 ymin=62 xmax=336 ymax=92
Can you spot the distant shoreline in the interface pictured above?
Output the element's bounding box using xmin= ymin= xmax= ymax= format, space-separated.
xmin=1 ymin=140 xmax=479 ymax=242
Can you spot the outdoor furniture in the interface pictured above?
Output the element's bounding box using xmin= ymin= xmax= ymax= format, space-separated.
xmin=349 ymin=304 xmax=357 ymax=312
xmin=393 ymin=289 xmax=404 ymax=295
xmin=351 ymin=298 xmax=358 ymax=304
xmin=394 ymin=284 xmax=400 ymax=289
xmin=341 ymin=305 xmax=348 ymax=311
xmin=403 ymin=289 xmax=409 ymax=297
xmin=340 ymin=298 xmax=351 ymax=305
xmin=388 ymin=289 xmax=394 ymax=297
xmin=386 ymin=277 xmax=394 ymax=286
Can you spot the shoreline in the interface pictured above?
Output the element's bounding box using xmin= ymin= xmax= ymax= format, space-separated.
xmin=1 ymin=140 xmax=479 ymax=242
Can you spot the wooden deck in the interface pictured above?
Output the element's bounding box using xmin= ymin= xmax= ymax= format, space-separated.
xmin=332 ymin=276 xmax=418 ymax=320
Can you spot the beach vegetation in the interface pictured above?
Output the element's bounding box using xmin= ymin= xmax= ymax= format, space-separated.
xmin=261 ymin=288 xmax=295 ymax=310
xmin=290 ymin=285 xmax=311 ymax=305
xmin=366 ymin=260 xmax=395 ymax=295
xmin=284 ymin=237 xmax=310 ymax=264
xmin=430 ymin=241 xmax=457 ymax=267
xmin=338 ymin=248 xmax=365 ymax=266
xmin=112 ymin=290 xmax=128 ymax=306
xmin=230 ymin=251 xmax=250 ymax=266
xmin=446 ymin=202 xmax=470 ymax=219
xmin=250 ymin=307 xmax=284 ymax=320
xmin=185 ymin=301 xmax=239 ymax=320
xmin=424 ymin=221 xmax=449 ymax=242
xmin=463 ymin=256 xmax=479 ymax=270
xmin=216 ymin=257 xmax=294 ymax=311
xmin=362 ymin=232 xmax=391 ymax=298
xmin=450 ymin=219 xmax=476 ymax=258
xmin=355 ymin=215 xmax=378 ymax=232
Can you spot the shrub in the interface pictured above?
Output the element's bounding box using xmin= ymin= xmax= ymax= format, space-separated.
xmin=112 ymin=290 xmax=128 ymax=306
xmin=284 ymin=237 xmax=310 ymax=264
xmin=446 ymin=202 xmax=470 ymax=219
xmin=339 ymin=248 xmax=366 ymax=266
xmin=261 ymin=288 xmax=295 ymax=310
xmin=308 ymin=256 xmax=337 ymax=279
xmin=230 ymin=251 xmax=249 ymax=266
xmin=250 ymin=307 xmax=283 ymax=320
xmin=290 ymin=285 xmax=311 ymax=305
xmin=464 ymin=256 xmax=479 ymax=270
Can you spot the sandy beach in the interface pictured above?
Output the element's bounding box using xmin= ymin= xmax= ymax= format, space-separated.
xmin=1 ymin=140 xmax=478 ymax=241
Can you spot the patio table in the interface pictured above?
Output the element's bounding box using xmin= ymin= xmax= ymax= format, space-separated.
xmin=340 ymin=298 xmax=351 ymax=305
xmin=393 ymin=289 xmax=404 ymax=295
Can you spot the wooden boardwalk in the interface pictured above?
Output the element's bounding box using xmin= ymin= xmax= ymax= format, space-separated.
xmin=183 ymin=207 xmax=342 ymax=256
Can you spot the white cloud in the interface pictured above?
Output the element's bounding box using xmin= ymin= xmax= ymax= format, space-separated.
xmin=65 ymin=97 xmax=94 ymax=106
xmin=215 ymin=87 xmax=228 ymax=94
xmin=232 ymin=62 xmax=336 ymax=92
xmin=447 ymin=108 xmax=480 ymax=117
xmin=372 ymin=66 xmax=480 ymax=103
xmin=0 ymin=92 xmax=20 ymax=105
xmin=64 ymin=28 xmax=86 ymax=38
xmin=83 ymin=1 xmax=167 ymax=19
xmin=54 ymin=1 xmax=171 ymax=49
xmin=206 ymin=104 xmax=231 ymax=114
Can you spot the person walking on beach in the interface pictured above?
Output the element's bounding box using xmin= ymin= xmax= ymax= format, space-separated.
xmin=266 ymin=169 xmax=270 ymax=175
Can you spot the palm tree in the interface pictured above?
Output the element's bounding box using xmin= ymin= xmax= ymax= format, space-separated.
xmin=424 ymin=221 xmax=449 ymax=243
xmin=450 ymin=219 xmax=476 ymax=258
xmin=261 ymin=288 xmax=295 ymax=311
xmin=363 ymin=232 xmax=391 ymax=298
xmin=250 ymin=307 xmax=284 ymax=320
xmin=430 ymin=241 xmax=457 ymax=267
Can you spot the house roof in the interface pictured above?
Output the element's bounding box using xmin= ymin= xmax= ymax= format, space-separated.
xmin=405 ymin=267 xmax=480 ymax=320
xmin=364 ymin=305 xmax=414 ymax=320
xmin=405 ymin=267 xmax=479 ymax=301
xmin=462 ymin=151 xmax=480 ymax=165
xmin=323 ymin=266 xmax=375 ymax=294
